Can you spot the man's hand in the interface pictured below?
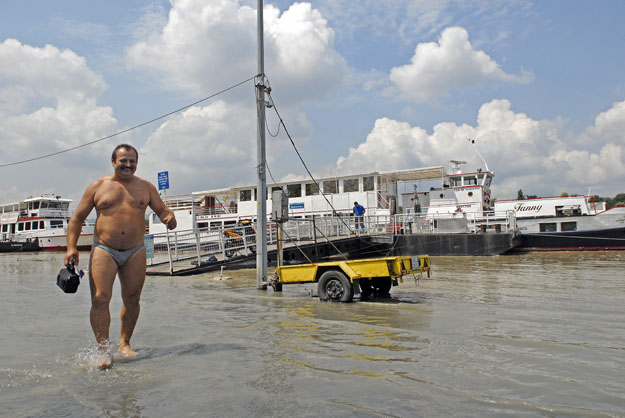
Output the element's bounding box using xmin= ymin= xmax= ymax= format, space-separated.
xmin=161 ymin=212 xmax=177 ymax=230
xmin=64 ymin=248 xmax=79 ymax=267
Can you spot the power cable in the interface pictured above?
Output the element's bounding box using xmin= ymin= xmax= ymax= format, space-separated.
xmin=0 ymin=75 xmax=257 ymax=168
xmin=265 ymin=88 xmax=357 ymax=236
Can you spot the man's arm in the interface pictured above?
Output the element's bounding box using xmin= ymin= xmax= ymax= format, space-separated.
xmin=64 ymin=182 xmax=97 ymax=266
xmin=147 ymin=182 xmax=177 ymax=230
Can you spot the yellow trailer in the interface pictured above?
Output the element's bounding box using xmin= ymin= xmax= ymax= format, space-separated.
xmin=271 ymin=255 xmax=431 ymax=302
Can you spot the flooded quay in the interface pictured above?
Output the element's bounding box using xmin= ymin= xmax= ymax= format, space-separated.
xmin=1 ymin=251 xmax=624 ymax=417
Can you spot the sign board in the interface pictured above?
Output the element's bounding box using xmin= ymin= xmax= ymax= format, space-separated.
xmin=157 ymin=171 xmax=169 ymax=191
xmin=272 ymin=190 xmax=289 ymax=222
xmin=144 ymin=235 xmax=154 ymax=259
xmin=289 ymin=203 xmax=304 ymax=210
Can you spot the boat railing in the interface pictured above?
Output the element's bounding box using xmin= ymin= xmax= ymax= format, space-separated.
xmin=195 ymin=204 xmax=238 ymax=217
xmin=392 ymin=210 xmax=517 ymax=234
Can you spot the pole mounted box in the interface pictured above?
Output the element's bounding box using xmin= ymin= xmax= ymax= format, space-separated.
xmin=271 ymin=190 xmax=288 ymax=223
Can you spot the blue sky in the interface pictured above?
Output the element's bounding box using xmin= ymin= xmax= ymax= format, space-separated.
xmin=1 ymin=0 xmax=625 ymax=205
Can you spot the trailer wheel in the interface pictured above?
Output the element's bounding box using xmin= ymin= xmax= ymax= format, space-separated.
xmin=318 ymin=270 xmax=353 ymax=302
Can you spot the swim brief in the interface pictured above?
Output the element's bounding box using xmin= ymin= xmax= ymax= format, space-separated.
xmin=92 ymin=241 xmax=145 ymax=267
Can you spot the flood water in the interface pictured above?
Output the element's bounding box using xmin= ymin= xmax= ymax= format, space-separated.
xmin=1 ymin=251 xmax=624 ymax=417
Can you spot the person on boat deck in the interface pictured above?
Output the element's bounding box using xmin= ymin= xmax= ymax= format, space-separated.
xmin=65 ymin=144 xmax=177 ymax=369
xmin=353 ymin=201 xmax=366 ymax=232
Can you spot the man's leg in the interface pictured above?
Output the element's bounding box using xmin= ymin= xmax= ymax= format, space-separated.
xmin=89 ymin=247 xmax=119 ymax=368
xmin=117 ymin=247 xmax=146 ymax=358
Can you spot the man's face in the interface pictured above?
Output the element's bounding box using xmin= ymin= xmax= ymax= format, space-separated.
xmin=112 ymin=148 xmax=138 ymax=178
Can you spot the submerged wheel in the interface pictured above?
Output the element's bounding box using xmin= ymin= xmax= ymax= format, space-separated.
xmin=318 ymin=270 xmax=353 ymax=303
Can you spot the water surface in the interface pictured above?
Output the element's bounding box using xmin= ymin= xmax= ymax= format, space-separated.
xmin=1 ymin=251 xmax=624 ymax=417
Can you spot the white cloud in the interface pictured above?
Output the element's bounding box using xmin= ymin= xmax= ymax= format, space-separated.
xmin=335 ymin=98 xmax=625 ymax=197
xmin=389 ymin=27 xmax=533 ymax=102
xmin=138 ymin=99 xmax=303 ymax=193
xmin=126 ymin=0 xmax=347 ymax=103
xmin=0 ymin=39 xmax=118 ymax=203
xmin=0 ymin=39 xmax=106 ymax=111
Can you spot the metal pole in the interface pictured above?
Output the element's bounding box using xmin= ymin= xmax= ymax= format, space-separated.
xmin=256 ymin=0 xmax=268 ymax=289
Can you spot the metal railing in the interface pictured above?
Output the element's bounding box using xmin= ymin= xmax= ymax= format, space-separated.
xmin=146 ymin=211 xmax=517 ymax=273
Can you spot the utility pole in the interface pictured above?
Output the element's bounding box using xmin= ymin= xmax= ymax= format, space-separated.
xmin=256 ymin=0 xmax=268 ymax=289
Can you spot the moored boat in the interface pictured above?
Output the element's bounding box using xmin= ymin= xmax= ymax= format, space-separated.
xmin=0 ymin=195 xmax=93 ymax=251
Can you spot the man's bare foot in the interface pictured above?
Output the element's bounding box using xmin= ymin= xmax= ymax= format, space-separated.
xmin=118 ymin=343 xmax=138 ymax=359
xmin=96 ymin=352 xmax=113 ymax=370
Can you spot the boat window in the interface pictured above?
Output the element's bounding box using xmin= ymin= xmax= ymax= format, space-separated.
xmin=39 ymin=221 xmax=45 ymax=229
xmin=463 ymin=176 xmax=477 ymax=185
xmin=271 ymin=186 xmax=283 ymax=194
xmin=25 ymin=222 xmax=31 ymax=231
xmin=50 ymin=220 xmax=64 ymax=229
xmin=18 ymin=223 xmax=24 ymax=231
xmin=561 ymin=222 xmax=577 ymax=232
xmin=252 ymin=188 xmax=267 ymax=201
xmin=240 ymin=190 xmax=252 ymax=202
xmin=1 ymin=225 xmax=6 ymax=232
xmin=305 ymin=183 xmax=319 ymax=196
xmin=363 ymin=176 xmax=375 ymax=191
xmin=344 ymin=178 xmax=359 ymax=192
xmin=31 ymin=221 xmax=38 ymax=230
xmin=287 ymin=184 xmax=301 ymax=198
xmin=322 ymin=180 xmax=338 ymax=194
xmin=539 ymin=223 xmax=557 ymax=232
xmin=483 ymin=176 xmax=492 ymax=187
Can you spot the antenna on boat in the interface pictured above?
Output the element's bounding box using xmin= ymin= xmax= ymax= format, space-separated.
xmin=255 ymin=0 xmax=268 ymax=290
xmin=449 ymin=160 xmax=466 ymax=174
xmin=467 ymin=138 xmax=490 ymax=172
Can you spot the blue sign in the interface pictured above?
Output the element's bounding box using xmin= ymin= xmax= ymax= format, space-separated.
xmin=157 ymin=171 xmax=169 ymax=190
xmin=289 ymin=203 xmax=304 ymax=210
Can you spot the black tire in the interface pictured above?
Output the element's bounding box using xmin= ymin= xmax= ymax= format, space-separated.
xmin=225 ymin=249 xmax=235 ymax=258
xmin=318 ymin=270 xmax=353 ymax=302
xmin=248 ymin=245 xmax=256 ymax=253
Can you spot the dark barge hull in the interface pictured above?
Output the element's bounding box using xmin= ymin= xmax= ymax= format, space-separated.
xmin=0 ymin=240 xmax=40 ymax=253
xmin=389 ymin=233 xmax=519 ymax=256
xmin=509 ymin=227 xmax=625 ymax=252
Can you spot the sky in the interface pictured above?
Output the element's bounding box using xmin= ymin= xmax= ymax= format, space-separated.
xmin=1 ymin=0 xmax=625 ymax=206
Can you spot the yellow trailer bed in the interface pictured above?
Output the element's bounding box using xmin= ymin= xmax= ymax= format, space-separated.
xmin=272 ymin=255 xmax=430 ymax=302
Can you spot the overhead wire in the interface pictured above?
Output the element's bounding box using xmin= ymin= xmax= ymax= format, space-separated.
xmin=0 ymin=75 xmax=258 ymax=169
xmin=264 ymin=87 xmax=358 ymax=236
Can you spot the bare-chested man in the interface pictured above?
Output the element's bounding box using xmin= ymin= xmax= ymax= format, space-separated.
xmin=65 ymin=144 xmax=176 ymax=369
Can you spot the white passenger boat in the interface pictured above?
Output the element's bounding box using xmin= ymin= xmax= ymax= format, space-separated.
xmin=0 ymin=195 xmax=93 ymax=251
xmin=399 ymin=160 xmax=625 ymax=251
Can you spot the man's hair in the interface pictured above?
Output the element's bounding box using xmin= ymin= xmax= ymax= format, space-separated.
xmin=354 ymin=201 xmax=358 ymax=205
xmin=112 ymin=144 xmax=139 ymax=162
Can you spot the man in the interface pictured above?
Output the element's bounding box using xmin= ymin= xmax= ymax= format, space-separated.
xmin=353 ymin=201 xmax=366 ymax=233
xmin=65 ymin=144 xmax=177 ymax=369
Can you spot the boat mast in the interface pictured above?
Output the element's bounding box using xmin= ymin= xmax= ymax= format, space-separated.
xmin=256 ymin=0 xmax=268 ymax=289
